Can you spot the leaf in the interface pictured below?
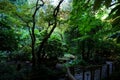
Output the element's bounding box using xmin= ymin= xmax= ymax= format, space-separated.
xmin=73 ymin=35 xmax=90 ymax=41
xmin=113 ymin=7 xmax=120 ymax=18
xmin=109 ymin=4 xmax=120 ymax=16
xmin=112 ymin=16 xmax=120 ymax=26
xmin=0 ymin=0 xmax=16 ymax=13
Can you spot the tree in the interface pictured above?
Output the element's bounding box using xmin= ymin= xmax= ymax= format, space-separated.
xmin=0 ymin=0 xmax=65 ymax=67
xmin=35 ymin=0 xmax=64 ymax=65
xmin=65 ymin=0 xmax=120 ymax=63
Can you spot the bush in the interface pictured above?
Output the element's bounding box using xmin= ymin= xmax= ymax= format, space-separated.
xmin=0 ymin=62 xmax=19 ymax=80
xmin=28 ymin=65 xmax=65 ymax=80
xmin=8 ymin=46 xmax=31 ymax=61
xmin=0 ymin=62 xmax=31 ymax=80
xmin=0 ymin=20 xmax=19 ymax=51
xmin=0 ymin=51 xmax=9 ymax=61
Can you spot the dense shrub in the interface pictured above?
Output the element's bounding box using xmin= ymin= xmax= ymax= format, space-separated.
xmin=0 ymin=62 xmax=31 ymax=80
xmin=10 ymin=48 xmax=31 ymax=61
xmin=0 ymin=19 xmax=19 ymax=51
xmin=0 ymin=51 xmax=8 ymax=61
xmin=28 ymin=65 xmax=65 ymax=80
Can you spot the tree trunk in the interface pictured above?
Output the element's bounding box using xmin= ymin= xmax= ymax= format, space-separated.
xmin=30 ymin=0 xmax=44 ymax=67
xmin=36 ymin=0 xmax=64 ymax=64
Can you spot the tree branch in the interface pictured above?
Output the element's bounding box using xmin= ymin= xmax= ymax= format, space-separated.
xmin=31 ymin=0 xmax=44 ymax=66
xmin=109 ymin=2 xmax=120 ymax=7
xmin=37 ymin=0 xmax=64 ymax=63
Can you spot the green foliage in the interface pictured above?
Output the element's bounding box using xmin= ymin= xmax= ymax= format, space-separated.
xmin=0 ymin=0 xmax=16 ymax=14
xmin=0 ymin=17 xmax=19 ymax=51
xmin=1 ymin=0 xmax=120 ymax=79
xmin=92 ymin=0 xmax=120 ymax=27
xmin=0 ymin=51 xmax=8 ymax=61
xmin=44 ymin=34 xmax=67 ymax=58
xmin=9 ymin=46 xmax=31 ymax=61
xmin=93 ymin=0 xmax=112 ymax=10
xmin=66 ymin=0 xmax=120 ymax=63
xmin=0 ymin=46 xmax=31 ymax=62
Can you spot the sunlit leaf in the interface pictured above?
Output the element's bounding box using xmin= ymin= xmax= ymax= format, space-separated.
xmin=109 ymin=4 xmax=120 ymax=16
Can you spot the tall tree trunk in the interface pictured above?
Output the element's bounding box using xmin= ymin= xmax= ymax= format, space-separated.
xmin=36 ymin=0 xmax=64 ymax=64
xmin=31 ymin=0 xmax=44 ymax=67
